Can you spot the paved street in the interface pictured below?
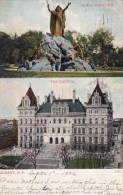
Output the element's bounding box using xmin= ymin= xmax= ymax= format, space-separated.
xmin=17 ymin=144 xmax=60 ymax=169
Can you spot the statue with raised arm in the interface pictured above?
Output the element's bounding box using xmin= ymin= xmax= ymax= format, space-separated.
xmin=47 ymin=1 xmax=71 ymax=37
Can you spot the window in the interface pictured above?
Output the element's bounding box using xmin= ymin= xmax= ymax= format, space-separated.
xmin=101 ymin=128 xmax=104 ymax=134
xmin=82 ymin=137 xmax=85 ymax=143
xmin=30 ymin=119 xmax=32 ymax=124
xmin=74 ymin=136 xmax=76 ymax=142
xmin=89 ymin=137 xmax=92 ymax=143
xmin=78 ymin=128 xmax=81 ymax=134
xmin=74 ymin=118 xmax=76 ymax=124
xmin=95 ymin=128 xmax=98 ymax=134
xmin=25 ymin=128 xmax=27 ymax=133
xmin=78 ymin=118 xmax=81 ymax=124
xmin=37 ymin=128 xmax=39 ymax=133
xmin=20 ymin=128 xmax=23 ymax=133
xmin=52 ymin=128 xmax=55 ymax=133
xmin=40 ymin=127 xmax=43 ymax=133
xmin=25 ymin=119 xmax=27 ymax=124
xmin=20 ymin=119 xmax=23 ymax=124
xmin=89 ymin=118 xmax=92 ymax=124
xmin=101 ymin=137 xmax=104 ymax=143
xmin=64 ymin=118 xmax=67 ymax=123
xmin=78 ymin=137 xmax=81 ymax=143
xmin=30 ymin=128 xmax=32 ymax=133
xmin=30 ymin=136 xmax=32 ymax=141
xmin=37 ymin=119 xmax=39 ymax=124
xmin=21 ymin=137 xmax=23 ymax=141
xmin=44 ymin=127 xmax=46 ymax=133
xmin=44 ymin=119 xmax=46 ymax=124
xmin=59 ymin=119 xmax=61 ymax=124
xmin=89 ymin=128 xmax=92 ymax=134
xmin=58 ymin=128 xmax=60 ymax=133
xmin=82 ymin=128 xmax=85 ymax=134
xmin=82 ymin=118 xmax=85 ymax=124
xmin=101 ymin=118 xmax=104 ymax=124
xmin=37 ymin=136 xmax=39 ymax=141
xmin=95 ymin=118 xmax=98 ymax=124
xmin=41 ymin=119 xmax=43 ymax=124
xmin=74 ymin=128 xmax=76 ymax=134
xmin=53 ymin=118 xmax=56 ymax=124
xmin=63 ymin=128 xmax=66 ymax=134
xmin=94 ymin=137 xmax=98 ymax=144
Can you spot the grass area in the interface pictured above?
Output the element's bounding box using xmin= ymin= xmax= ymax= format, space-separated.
xmin=0 ymin=69 xmax=123 ymax=78
xmin=0 ymin=156 xmax=23 ymax=167
xmin=66 ymin=158 xmax=111 ymax=169
xmin=0 ymin=63 xmax=123 ymax=77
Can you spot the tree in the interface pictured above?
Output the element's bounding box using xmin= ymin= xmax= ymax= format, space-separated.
xmin=59 ymin=144 xmax=70 ymax=168
xmin=91 ymin=28 xmax=114 ymax=67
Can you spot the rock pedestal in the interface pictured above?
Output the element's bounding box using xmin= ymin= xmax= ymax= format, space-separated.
xmin=19 ymin=33 xmax=96 ymax=71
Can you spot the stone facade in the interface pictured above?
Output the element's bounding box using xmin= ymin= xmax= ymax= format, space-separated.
xmin=18 ymin=82 xmax=113 ymax=152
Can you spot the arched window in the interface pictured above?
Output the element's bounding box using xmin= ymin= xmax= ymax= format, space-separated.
xmin=74 ymin=118 xmax=76 ymax=124
xmin=101 ymin=118 xmax=104 ymax=124
xmin=78 ymin=137 xmax=81 ymax=143
xmin=82 ymin=137 xmax=85 ymax=143
xmin=58 ymin=128 xmax=60 ymax=133
xmin=78 ymin=118 xmax=81 ymax=124
xmin=53 ymin=118 xmax=56 ymax=124
xmin=74 ymin=128 xmax=76 ymax=134
xmin=101 ymin=137 xmax=104 ymax=143
xmin=95 ymin=128 xmax=98 ymax=134
xmin=94 ymin=137 xmax=98 ymax=143
xmin=95 ymin=118 xmax=98 ymax=124
xmin=44 ymin=127 xmax=46 ymax=133
xmin=78 ymin=128 xmax=81 ymax=134
xmin=63 ymin=128 xmax=66 ymax=134
xmin=89 ymin=118 xmax=92 ymax=124
xmin=30 ymin=119 xmax=32 ymax=124
xmin=89 ymin=137 xmax=92 ymax=143
xmin=25 ymin=119 xmax=27 ymax=124
xmin=52 ymin=128 xmax=55 ymax=133
xmin=89 ymin=128 xmax=92 ymax=134
xmin=101 ymin=128 xmax=104 ymax=134
xmin=40 ymin=127 xmax=43 ymax=133
xmin=82 ymin=128 xmax=85 ymax=134
xmin=82 ymin=118 xmax=85 ymax=124
xmin=64 ymin=118 xmax=67 ymax=123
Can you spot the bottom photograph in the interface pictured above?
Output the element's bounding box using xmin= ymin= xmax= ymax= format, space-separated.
xmin=0 ymin=77 xmax=123 ymax=169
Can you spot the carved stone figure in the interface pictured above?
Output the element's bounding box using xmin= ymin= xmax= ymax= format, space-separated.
xmin=47 ymin=2 xmax=71 ymax=37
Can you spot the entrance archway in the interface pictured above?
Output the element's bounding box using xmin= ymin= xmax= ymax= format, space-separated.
xmin=61 ymin=137 xmax=64 ymax=143
xmin=50 ymin=137 xmax=53 ymax=144
xmin=55 ymin=137 xmax=58 ymax=144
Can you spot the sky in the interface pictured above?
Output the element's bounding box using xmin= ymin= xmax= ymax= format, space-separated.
xmin=0 ymin=0 xmax=123 ymax=47
xmin=0 ymin=77 xmax=123 ymax=119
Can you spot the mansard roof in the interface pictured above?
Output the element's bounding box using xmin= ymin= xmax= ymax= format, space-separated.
xmin=37 ymin=99 xmax=86 ymax=113
xmin=19 ymin=86 xmax=37 ymax=107
xmin=87 ymin=82 xmax=107 ymax=105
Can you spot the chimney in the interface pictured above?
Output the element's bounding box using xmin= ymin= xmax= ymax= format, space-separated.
xmin=44 ymin=95 xmax=47 ymax=103
xmin=73 ymin=90 xmax=76 ymax=103
xmin=50 ymin=91 xmax=53 ymax=103
xmin=37 ymin=96 xmax=39 ymax=107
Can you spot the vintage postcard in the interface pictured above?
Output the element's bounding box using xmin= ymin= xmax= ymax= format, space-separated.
xmin=0 ymin=77 xmax=123 ymax=194
xmin=0 ymin=0 xmax=123 ymax=77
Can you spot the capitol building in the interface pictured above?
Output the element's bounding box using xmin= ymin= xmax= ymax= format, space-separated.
xmin=18 ymin=81 xmax=113 ymax=152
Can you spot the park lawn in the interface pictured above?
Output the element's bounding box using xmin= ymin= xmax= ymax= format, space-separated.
xmin=66 ymin=158 xmax=111 ymax=169
xmin=0 ymin=69 xmax=123 ymax=78
xmin=0 ymin=156 xmax=23 ymax=167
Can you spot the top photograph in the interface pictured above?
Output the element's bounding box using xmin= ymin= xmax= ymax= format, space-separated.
xmin=0 ymin=0 xmax=123 ymax=77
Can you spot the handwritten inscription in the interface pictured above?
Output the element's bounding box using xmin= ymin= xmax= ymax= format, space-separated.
xmin=0 ymin=170 xmax=123 ymax=195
